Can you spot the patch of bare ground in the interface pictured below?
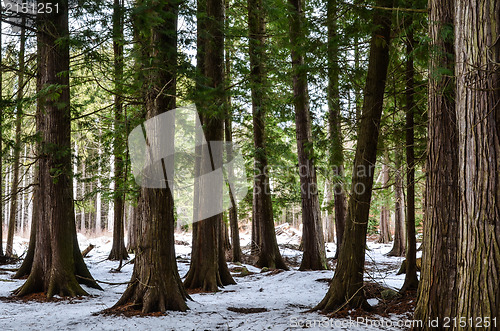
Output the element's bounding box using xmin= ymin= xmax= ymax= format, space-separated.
xmin=99 ymin=305 xmax=166 ymax=318
xmin=227 ymin=307 xmax=268 ymax=314
xmin=0 ymin=293 xmax=92 ymax=304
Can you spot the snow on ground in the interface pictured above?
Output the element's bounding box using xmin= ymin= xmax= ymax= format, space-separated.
xmin=0 ymin=233 xmax=416 ymax=330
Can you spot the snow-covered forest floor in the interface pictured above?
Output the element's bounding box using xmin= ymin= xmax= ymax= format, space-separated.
xmin=0 ymin=231 xmax=418 ymax=330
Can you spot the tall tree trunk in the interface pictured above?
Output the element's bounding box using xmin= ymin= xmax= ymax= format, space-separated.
xmin=184 ymin=0 xmax=236 ymax=291
xmin=95 ymin=139 xmax=102 ymax=234
xmin=108 ymin=0 xmax=128 ymax=261
xmin=401 ymin=17 xmax=419 ymax=293
xmin=327 ymin=0 xmax=347 ymax=260
xmin=80 ymin=162 xmax=86 ymax=233
xmin=224 ymin=9 xmax=241 ymax=263
xmin=377 ymin=156 xmax=392 ymax=244
xmin=112 ymin=0 xmax=189 ymax=313
xmin=288 ymin=0 xmax=327 ymax=271
xmin=6 ymin=19 xmax=26 ymax=257
xmin=14 ymin=0 xmax=101 ymax=298
xmin=387 ymin=152 xmax=405 ymax=256
xmin=247 ymin=0 xmax=287 ymax=270
xmin=454 ymin=0 xmax=500 ymax=325
xmin=413 ymin=0 xmax=457 ymax=325
xmin=314 ymin=0 xmax=393 ymax=311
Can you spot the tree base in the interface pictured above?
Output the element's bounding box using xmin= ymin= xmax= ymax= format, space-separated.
xmin=113 ymin=273 xmax=189 ymax=313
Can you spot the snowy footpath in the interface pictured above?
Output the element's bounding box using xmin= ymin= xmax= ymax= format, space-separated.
xmin=0 ymin=233 xmax=415 ymax=330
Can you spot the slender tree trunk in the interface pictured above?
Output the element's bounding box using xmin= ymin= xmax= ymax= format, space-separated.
xmin=126 ymin=200 xmax=138 ymax=253
xmin=324 ymin=180 xmax=335 ymax=243
xmin=20 ymin=145 xmax=27 ymax=235
xmin=14 ymin=166 xmax=38 ymax=279
xmin=247 ymin=0 xmax=287 ymax=270
xmin=401 ymin=18 xmax=419 ymax=293
xmin=387 ymin=152 xmax=405 ymax=256
xmin=108 ymin=0 xmax=128 ymax=261
xmin=288 ymin=0 xmax=327 ymax=271
xmin=413 ymin=0 xmax=457 ymax=325
xmin=184 ymin=0 xmax=236 ymax=290
xmin=377 ymin=156 xmax=392 ymax=244
xmin=327 ymin=0 xmax=347 ymax=260
xmin=314 ymin=0 xmax=393 ymax=311
xmin=6 ymin=20 xmax=26 ymax=257
xmin=224 ymin=11 xmax=241 ymax=262
xmin=454 ymin=0 xmax=500 ymax=325
xmin=112 ymin=0 xmax=189 ymax=313
xmin=14 ymin=0 xmax=101 ymax=297
xmin=95 ymin=140 xmax=102 ymax=234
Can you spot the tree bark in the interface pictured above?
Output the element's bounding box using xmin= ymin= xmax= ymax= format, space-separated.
xmin=454 ymin=0 xmax=500 ymax=326
xmin=314 ymin=0 xmax=393 ymax=311
xmin=387 ymin=152 xmax=405 ymax=256
xmin=108 ymin=0 xmax=128 ymax=261
xmin=288 ymin=0 xmax=327 ymax=271
xmin=327 ymin=0 xmax=347 ymax=260
xmin=14 ymin=0 xmax=101 ymax=298
xmin=112 ymin=0 xmax=189 ymax=313
xmin=413 ymin=0 xmax=457 ymax=324
xmin=184 ymin=0 xmax=236 ymax=291
xmin=247 ymin=0 xmax=287 ymax=270
xmin=400 ymin=17 xmax=419 ymax=293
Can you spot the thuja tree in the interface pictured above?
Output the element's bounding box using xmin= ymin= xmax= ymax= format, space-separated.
xmin=183 ymin=0 xmax=236 ymax=291
xmin=14 ymin=0 xmax=101 ymax=298
xmin=248 ymin=0 xmax=288 ymax=270
xmin=326 ymin=0 xmax=347 ymax=260
xmin=288 ymin=0 xmax=327 ymax=271
xmin=413 ymin=0 xmax=458 ymax=325
xmin=454 ymin=0 xmax=500 ymax=324
xmin=314 ymin=0 xmax=393 ymax=311
xmin=111 ymin=0 xmax=189 ymax=313
xmin=107 ymin=0 xmax=128 ymax=261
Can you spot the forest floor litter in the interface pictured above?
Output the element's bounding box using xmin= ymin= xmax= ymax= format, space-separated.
xmin=0 ymin=232 xmax=419 ymax=330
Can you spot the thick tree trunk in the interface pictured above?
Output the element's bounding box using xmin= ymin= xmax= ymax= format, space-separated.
xmin=327 ymin=0 xmax=347 ymax=260
xmin=314 ymin=0 xmax=392 ymax=311
xmin=14 ymin=0 xmax=101 ymax=298
xmin=6 ymin=20 xmax=26 ymax=257
xmin=401 ymin=19 xmax=419 ymax=293
xmin=184 ymin=0 xmax=236 ymax=291
xmin=413 ymin=0 xmax=457 ymax=325
xmin=454 ymin=0 xmax=500 ymax=326
xmin=112 ymin=0 xmax=189 ymax=313
xmin=377 ymin=158 xmax=392 ymax=244
xmin=108 ymin=0 xmax=128 ymax=261
xmin=247 ymin=0 xmax=287 ymax=270
xmin=289 ymin=0 xmax=327 ymax=271
xmin=387 ymin=152 xmax=405 ymax=256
